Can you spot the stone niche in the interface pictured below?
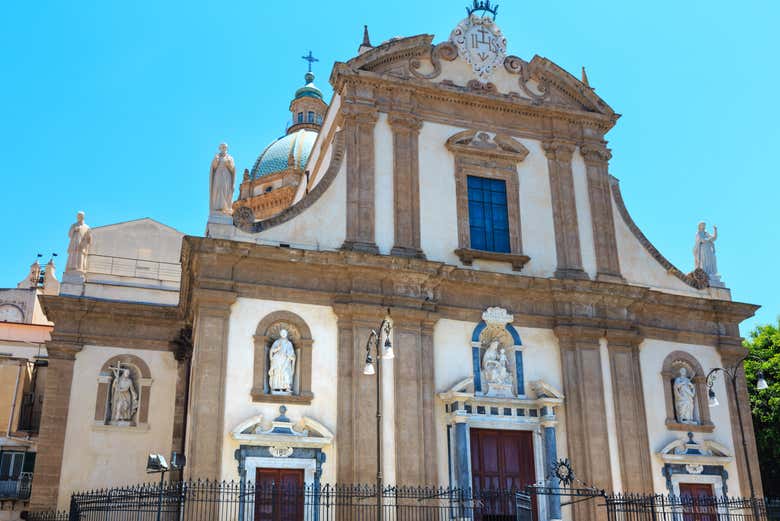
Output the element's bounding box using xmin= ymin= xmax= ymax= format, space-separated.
xmin=252 ymin=311 xmax=314 ymax=404
xmin=661 ymin=351 xmax=714 ymax=433
xmin=94 ymin=354 xmax=152 ymax=429
xmin=471 ymin=307 xmax=524 ymax=398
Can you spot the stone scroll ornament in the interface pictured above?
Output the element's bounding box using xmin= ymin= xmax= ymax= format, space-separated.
xmin=450 ymin=14 xmax=507 ymax=84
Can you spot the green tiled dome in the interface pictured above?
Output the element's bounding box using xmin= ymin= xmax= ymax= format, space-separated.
xmin=250 ymin=129 xmax=317 ymax=179
xmin=294 ymin=72 xmax=323 ymax=101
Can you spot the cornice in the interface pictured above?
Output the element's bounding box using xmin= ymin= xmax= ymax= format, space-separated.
xmin=40 ymin=294 xmax=183 ymax=353
xmin=179 ymin=238 xmax=758 ymax=346
xmin=329 ymin=64 xmax=616 ymax=135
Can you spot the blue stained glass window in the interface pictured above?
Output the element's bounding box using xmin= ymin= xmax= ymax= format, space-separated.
xmin=467 ymin=175 xmax=510 ymax=253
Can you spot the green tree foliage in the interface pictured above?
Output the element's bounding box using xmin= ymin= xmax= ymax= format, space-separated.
xmin=744 ymin=320 xmax=780 ymax=497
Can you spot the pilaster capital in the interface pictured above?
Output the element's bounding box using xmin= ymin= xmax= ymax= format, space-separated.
xmin=605 ymin=328 xmax=643 ymax=350
xmin=342 ymin=103 xmax=378 ymax=126
xmin=718 ymin=341 xmax=749 ymax=366
xmin=46 ymin=340 xmax=82 ymax=360
xmin=542 ymin=140 xmax=576 ymax=162
xmin=579 ymin=143 xmax=612 ymax=165
xmin=191 ymin=288 xmax=237 ymax=315
xmin=554 ymin=325 xmax=602 ymax=350
xmin=387 ymin=112 xmax=423 ymax=133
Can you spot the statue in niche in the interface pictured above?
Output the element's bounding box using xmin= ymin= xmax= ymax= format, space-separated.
xmin=673 ymin=367 xmax=696 ymax=424
xmin=482 ymin=339 xmax=513 ymax=396
xmin=209 ymin=143 xmax=236 ymax=215
xmin=693 ymin=222 xmax=718 ymax=278
xmin=268 ymin=329 xmax=296 ymax=394
xmin=65 ymin=211 xmax=92 ymax=274
xmin=110 ymin=363 xmax=138 ymax=424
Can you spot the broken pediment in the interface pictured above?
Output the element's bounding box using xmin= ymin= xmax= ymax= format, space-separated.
xmin=231 ymin=406 xmax=334 ymax=449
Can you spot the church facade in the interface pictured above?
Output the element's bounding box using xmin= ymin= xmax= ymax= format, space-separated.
xmin=21 ymin=7 xmax=763 ymax=521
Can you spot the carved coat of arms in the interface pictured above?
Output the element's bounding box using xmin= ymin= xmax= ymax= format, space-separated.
xmin=450 ymin=14 xmax=507 ymax=83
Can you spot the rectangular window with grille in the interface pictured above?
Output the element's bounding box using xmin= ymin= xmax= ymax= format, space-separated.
xmin=467 ymin=175 xmax=510 ymax=253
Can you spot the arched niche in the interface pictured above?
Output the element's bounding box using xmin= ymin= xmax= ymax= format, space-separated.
xmin=470 ymin=308 xmax=525 ymax=397
xmin=94 ymin=354 xmax=153 ymax=428
xmin=252 ymin=311 xmax=314 ymax=404
xmin=661 ymin=351 xmax=714 ymax=432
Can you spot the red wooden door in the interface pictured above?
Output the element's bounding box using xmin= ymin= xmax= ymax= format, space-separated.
xmin=679 ymin=483 xmax=715 ymax=521
xmin=470 ymin=429 xmax=536 ymax=519
xmin=254 ymin=468 xmax=304 ymax=521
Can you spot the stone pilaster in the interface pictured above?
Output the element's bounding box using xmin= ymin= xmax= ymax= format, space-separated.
xmin=555 ymin=326 xmax=611 ymax=521
xmin=334 ymin=308 xmax=379 ymax=484
xmin=29 ymin=341 xmax=80 ymax=511
xmin=543 ymin=141 xmax=587 ymax=279
xmin=580 ymin=144 xmax=622 ymax=282
xmin=606 ymin=331 xmax=653 ymax=492
xmin=342 ymin=104 xmax=379 ymax=254
xmin=388 ymin=112 xmax=424 ymax=258
xmin=185 ymin=289 xmax=236 ymax=480
xmin=393 ymin=317 xmax=437 ymax=485
xmin=720 ymin=342 xmax=764 ymax=497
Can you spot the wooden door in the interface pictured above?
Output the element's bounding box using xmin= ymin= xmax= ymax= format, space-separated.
xmin=679 ymin=483 xmax=715 ymax=521
xmin=470 ymin=428 xmax=536 ymax=520
xmin=254 ymin=468 xmax=305 ymax=521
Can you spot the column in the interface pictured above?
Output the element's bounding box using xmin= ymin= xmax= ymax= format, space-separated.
xmin=543 ymin=141 xmax=587 ymax=279
xmin=388 ymin=112 xmax=424 ymax=258
xmin=185 ymin=289 xmax=236 ymax=479
xmin=720 ymin=342 xmax=764 ymax=497
xmin=342 ymin=104 xmax=379 ymax=254
xmin=453 ymin=419 xmax=471 ymax=491
xmin=170 ymin=327 xmax=192 ymax=476
xmin=29 ymin=341 xmax=80 ymax=511
xmin=580 ymin=144 xmax=622 ymax=282
xmin=556 ymin=326 xmax=612 ymax=521
xmin=606 ymin=332 xmax=653 ymax=492
xmin=543 ymin=423 xmax=562 ymax=521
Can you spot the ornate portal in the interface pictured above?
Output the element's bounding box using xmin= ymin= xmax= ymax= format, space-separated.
xmin=450 ymin=14 xmax=507 ymax=84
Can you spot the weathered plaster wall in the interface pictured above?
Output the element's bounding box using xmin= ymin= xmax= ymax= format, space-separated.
xmin=220 ymin=298 xmax=339 ymax=485
xmin=639 ymin=339 xmax=742 ymax=496
xmin=572 ymin=149 xmax=598 ymax=279
xmin=612 ymin=192 xmax=704 ymax=296
xmin=256 ymin=156 xmax=347 ymax=250
xmin=374 ymin=113 xmax=394 ymax=255
xmin=57 ymin=345 xmax=178 ymax=509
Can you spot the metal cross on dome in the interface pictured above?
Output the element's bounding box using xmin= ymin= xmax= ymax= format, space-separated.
xmin=301 ymin=50 xmax=319 ymax=72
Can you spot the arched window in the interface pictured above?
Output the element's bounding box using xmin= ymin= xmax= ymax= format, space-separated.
xmin=297 ymin=112 xmax=304 ymax=123
xmin=307 ymin=111 xmax=315 ymax=123
xmin=252 ymin=311 xmax=314 ymax=405
xmin=94 ymin=354 xmax=152 ymax=428
xmin=661 ymin=351 xmax=714 ymax=432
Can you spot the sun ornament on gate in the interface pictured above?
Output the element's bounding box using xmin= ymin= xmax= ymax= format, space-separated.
xmin=553 ymin=458 xmax=575 ymax=487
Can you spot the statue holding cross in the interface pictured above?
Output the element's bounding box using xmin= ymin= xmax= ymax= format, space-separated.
xmin=301 ymin=50 xmax=319 ymax=72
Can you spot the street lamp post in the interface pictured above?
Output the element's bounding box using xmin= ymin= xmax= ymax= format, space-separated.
xmin=706 ymin=355 xmax=769 ymax=500
xmin=362 ymin=310 xmax=394 ymax=521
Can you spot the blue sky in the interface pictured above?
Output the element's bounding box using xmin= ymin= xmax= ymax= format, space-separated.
xmin=1 ymin=0 xmax=777 ymax=335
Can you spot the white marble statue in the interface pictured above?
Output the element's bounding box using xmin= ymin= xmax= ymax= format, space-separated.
xmin=65 ymin=211 xmax=92 ymax=273
xmin=110 ymin=364 xmax=138 ymax=423
xmin=693 ymin=222 xmax=718 ymax=278
xmin=209 ymin=143 xmax=236 ymax=215
xmin=483 ymin=340 xmax=512 ymax=386
xmin=673 ymin=367 xmax=696 ymax=424
xmin=268 ymin=329 xmax=296 ymax=393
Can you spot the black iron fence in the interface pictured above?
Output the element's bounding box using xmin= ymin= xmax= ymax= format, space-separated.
xmin=28 ymin=480 xmax=523 ymax=521
xmin=605 ymin=494 xmax=770 ymax=521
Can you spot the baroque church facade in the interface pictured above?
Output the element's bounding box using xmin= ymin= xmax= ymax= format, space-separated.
xmin=14 ymin=6 xmax=763 ymax=521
